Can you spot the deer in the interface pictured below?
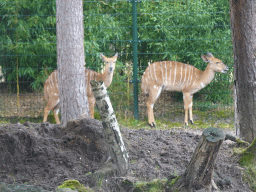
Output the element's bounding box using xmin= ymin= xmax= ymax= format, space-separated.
xmin=43 ymin=53 xmax=118 ymax=124
xmin=141 ymin=53 xmax=229 ymax=127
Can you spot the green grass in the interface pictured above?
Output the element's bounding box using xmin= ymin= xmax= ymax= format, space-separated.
xmin=133 ymin=179 xmax=167 ymax=192
xmin=114 ymin=108 xmax=234 ymax=130
xmin=57 ymin=180 xmax=93 ymax=192
xmin=0 ymin=108 xmax=235 ymax=130
xmin=233 ymin=139 xmax=256 ymax=191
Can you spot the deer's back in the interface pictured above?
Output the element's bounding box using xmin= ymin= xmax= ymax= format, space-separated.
xmin=141 ymin=61 xmax=202 ymax=93
xmin=44 ymin=69 xmax=102 ymax=101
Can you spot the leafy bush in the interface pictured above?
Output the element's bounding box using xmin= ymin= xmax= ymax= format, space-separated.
xmin=0 ymin=0 xmax=233 ymax=103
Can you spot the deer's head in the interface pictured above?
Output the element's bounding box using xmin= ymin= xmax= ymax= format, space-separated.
xmin=201 ymin=52 xmax=229 ymax=73
xmin=100 ymin=53 xmax=118 ymax=73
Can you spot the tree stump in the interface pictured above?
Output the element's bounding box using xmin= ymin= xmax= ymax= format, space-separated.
xmin=169 ymin=127 xmax=225 ymax=192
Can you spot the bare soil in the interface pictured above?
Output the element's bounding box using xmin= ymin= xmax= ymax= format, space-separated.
xmin=0 ymin=118 xmax=251 ymax=192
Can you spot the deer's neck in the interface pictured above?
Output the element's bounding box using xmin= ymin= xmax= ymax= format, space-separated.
xmin=101 ymin=69 xmax=114 ymax=88
xmin=200 ymin=65 xmax=215 ymax=87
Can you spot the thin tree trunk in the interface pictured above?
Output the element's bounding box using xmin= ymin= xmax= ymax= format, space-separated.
xmin=56 ymin=0 xmax=89 ymax=127
xmin=229 ymin=0 xmax=256 ymax=143
xmin=169 ymin=128 xmax=225 ymax=192
xmin=90 ymin=80 xmax=130 ymax=175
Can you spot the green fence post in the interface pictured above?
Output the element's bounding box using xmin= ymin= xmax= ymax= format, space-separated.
xmin=132 ymin=0 xmax=139 ymax=120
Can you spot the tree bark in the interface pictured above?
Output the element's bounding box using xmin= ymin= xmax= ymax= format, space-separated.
xmin=56 ymin=0 xmax=89 ymax=127
xmin=229 ymin=0 xmax=256 ymax=143
xmin=169 ymin=127 xmax=225 ymax=192
xmin=90 ymin=80 xmax=130 ymax=175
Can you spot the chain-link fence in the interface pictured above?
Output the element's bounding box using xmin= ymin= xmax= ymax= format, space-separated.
xmin=0 ymin=0 xmax=233 ymax=123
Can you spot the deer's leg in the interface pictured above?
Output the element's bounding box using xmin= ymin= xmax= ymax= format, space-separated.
xmin=43 ymin=97 xmax=59 ymax=123
xmin=147 ymin=85 xmax=162 ymax=127
xmin=88 ymin=96 xmax=95 ymax=119
xmin=183 ymin=93 xmax=193 ymax=126
xmin=53 ymin=106 xmax=60 ymax=124
xmin=43 ymin=104 xmax=50 ymax=122
xmin=189 ymin=95 xmax=194 ymax=124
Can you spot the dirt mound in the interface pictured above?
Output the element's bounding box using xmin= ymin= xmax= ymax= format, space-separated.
xmin=0 ymin=119 xmax=251 ymax=191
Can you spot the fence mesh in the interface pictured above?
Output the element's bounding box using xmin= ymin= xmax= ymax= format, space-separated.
xmin=0 ymin=0 xmax=233 ymax=124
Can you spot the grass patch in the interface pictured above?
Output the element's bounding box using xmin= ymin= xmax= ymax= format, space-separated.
xmin=133 ymin=179 xmax=167 ymax=192
xmin=57 ymin=180 xmax=93 ymax=192
xmin=0 ymin=107 xmax=235 ymax=130
xmin=234 ymin=139 xmax=256 ymax=191
xmin=167 ymin=176 xmax=180 ymax=187
xmin=115 ymin=108 xmax=234 ymax=130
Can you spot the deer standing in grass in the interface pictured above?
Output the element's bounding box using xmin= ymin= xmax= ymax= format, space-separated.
xmin=141 ymin=53 xmax=228 ymax=127
xmin=43 ymin=53 xmax=118 ymax=124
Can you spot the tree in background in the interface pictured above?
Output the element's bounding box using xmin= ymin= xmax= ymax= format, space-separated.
xmin=56 ymin=0 xmax=89 ymax=126
xmin=229 ymin=0 xmax=256 ymax=143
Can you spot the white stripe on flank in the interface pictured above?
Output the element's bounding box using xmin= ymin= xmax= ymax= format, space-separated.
xmin=186 ymin=65 xmax=191 ymax=88
xmin=55 ymin=72 xmax=58 ymax=89
xmin=161 ymin=62 xmax=164 ymax=84
xmin=173 ymin=61 xmax=177 ymax=86
xmin=165 ymin=61 xmax=167 ymax=85
xmin=181 ymin=64 xmax=187 ymax=89
xmin=169 ymin=61 xmax=172 ymax=85
xmin=50 ymin=73 xmax=53 ymax=90
xmin=189 ymin=66 xmax=194 ymax=87
xmin=90 ymin=71 xmax=92 ymax=82
xmin=154 ymin=64 xmax=157 ymax=82
xmin=178 ymin=64 xmax=183 ymax=87
xmin=150 ymin=65 xmax=154 ymax=81
xmin=191 ymin=67 xmax=197 ymax=87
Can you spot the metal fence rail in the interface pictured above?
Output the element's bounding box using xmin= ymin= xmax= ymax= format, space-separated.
xmin=0 ymin=0 xmax=233 ymax=123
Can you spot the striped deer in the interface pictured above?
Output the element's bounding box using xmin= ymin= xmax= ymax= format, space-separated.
xmin=43 ymin=53 xmax=118 ymax=124
xmin=141 ymin=53 xmax=228 ymax=127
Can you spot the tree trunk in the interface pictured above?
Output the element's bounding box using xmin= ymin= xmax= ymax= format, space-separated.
xmin=90 ymin=80 xmax=130 ymax=175
xmin=56 ymin=0 xmax=89 ymax=127
xmin=169 ymin=127 xmax=225 ymax=192
xmin=229 ymin=0 xmax=256 ymax=143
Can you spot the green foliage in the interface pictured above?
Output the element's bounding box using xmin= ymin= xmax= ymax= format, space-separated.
xmin=0 ymin=0 xmax=56 ymax=87
xmin=133 ymin=179 xmax=167 ymax=192
xmin=0 ymin=0 xmax=233 ymax=103
xmin=57 ymin=180 xmax=93 ymax=192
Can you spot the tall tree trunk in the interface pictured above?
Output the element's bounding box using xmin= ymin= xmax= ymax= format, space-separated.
xmin=56 ymin=0 xmax=89 ymax=127
xmin=229 ymin=0 xmax=256 ymax=143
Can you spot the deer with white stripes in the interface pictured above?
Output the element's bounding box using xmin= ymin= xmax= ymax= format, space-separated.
xmin=43 ymin=53 xmax=118 ymax=124
xmin=141 ymin=53 xmax=228 ymax=127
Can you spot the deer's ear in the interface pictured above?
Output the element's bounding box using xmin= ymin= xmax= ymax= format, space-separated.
xmin=201 ymin=55 xmax=209 ymax=63
xmin=206 ymin=52 xmax=214 ymax=58
xmin=100 ymin=53 xmax=106 ymax=61
xmin=114 ymin=52 xmax=118 ymax=57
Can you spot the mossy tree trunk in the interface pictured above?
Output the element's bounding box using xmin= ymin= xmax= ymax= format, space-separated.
xmin=169 ymin=127 xmax=225 ymax=192
xmin=90 ymin=80 xmax=129 ymax=175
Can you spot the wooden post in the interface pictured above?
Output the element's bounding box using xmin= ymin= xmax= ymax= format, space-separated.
xmin=169 ymin=127 xmax=225 ymax=192
xmin=90 ymin=80 xmax=129 ymax=175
